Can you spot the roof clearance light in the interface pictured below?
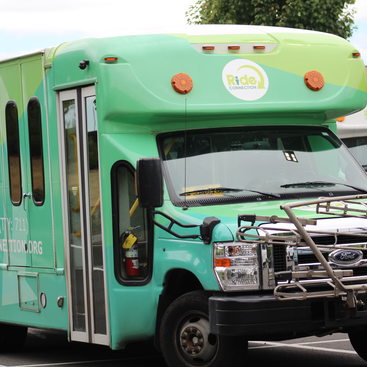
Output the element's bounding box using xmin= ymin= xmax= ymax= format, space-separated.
xmin=253 ymin=45 xmax=266 ymax=50
xmin=336 ymin=116 xmax=346 ymax=122
xmin=352 ymin=52 xmax=361 ymax=58
xmin=228 ymin=45 xmax=241 ymax=51
xmin=304 ymin=70 xmax=325 ymax=91
xmin=104 ymin=56 xmax=118 ymax=63
xmin=202 ymin=45 xmax=215 ymax=51
xmin=171 ymin=73 xmax=193 ymax=94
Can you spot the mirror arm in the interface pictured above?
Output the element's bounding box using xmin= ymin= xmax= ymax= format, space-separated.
xmin=152 ymin=212 xmax=221 ymax=244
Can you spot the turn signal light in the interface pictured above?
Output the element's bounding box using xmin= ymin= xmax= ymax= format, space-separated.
xmin=214 ymin=258 xmax=231 ymax=267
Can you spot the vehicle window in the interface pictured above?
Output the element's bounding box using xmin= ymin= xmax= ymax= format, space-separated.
xmin=85 ymin=95 xmax=107 ymax=334
xmin=5 ymin=101 xmax=22 ymax=205
xmin=27 ymin=97 xmax=45 ymax=205
xmin=158 ymin=126 xmax=367 ymax=207
xmin=111 ymin=162 xmax=150 ymax=283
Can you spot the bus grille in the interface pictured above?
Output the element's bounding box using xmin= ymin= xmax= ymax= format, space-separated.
xmin=273 ymin=234 xmax=367 ymax=272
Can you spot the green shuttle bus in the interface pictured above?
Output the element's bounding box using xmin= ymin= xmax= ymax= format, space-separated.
xmin=1 ymin=25 xmax=367 ymax=367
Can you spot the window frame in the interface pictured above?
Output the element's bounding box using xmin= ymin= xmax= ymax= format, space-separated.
xmin=111 ymin=160 xmax=153 ymax=286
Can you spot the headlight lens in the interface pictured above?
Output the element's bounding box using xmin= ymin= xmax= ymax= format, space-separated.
xmin=214 ymin=242 xmax=260 ymax=291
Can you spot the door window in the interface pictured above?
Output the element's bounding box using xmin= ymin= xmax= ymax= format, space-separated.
xmin=85 ymin=95 xmax=106 ymax=335
xmin=63 ymin=97 xmax=86 ymax=332
xmin=112 ymin=162 xmax=150 ymax=283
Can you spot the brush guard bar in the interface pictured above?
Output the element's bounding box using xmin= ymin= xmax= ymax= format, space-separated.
xmin=236 ymin=194 xmax=367 ymax=308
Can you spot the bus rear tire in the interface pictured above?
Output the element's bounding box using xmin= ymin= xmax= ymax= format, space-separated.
xmin=0 ymin=324 xmax=28 ymax=352
xmin=349 ymin=328 xmax=367 ymax=361
xmin=159 ymin=290 xmax=248 ymax=367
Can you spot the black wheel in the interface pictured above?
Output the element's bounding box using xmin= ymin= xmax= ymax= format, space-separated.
xmin=159 ymin=291 xmax=248 ymax=367
xmin=0 ymin=324 xmax=28 ymax=352
xmin=349 ymin=328 xmax=367 ymax=361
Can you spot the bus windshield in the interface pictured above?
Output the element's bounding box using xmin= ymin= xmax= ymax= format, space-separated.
xmin=158 ymin=126 xmax=367 ymax=207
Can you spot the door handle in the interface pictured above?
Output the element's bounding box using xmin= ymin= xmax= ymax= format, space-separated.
xmin=23 ymin=192 xmax=32 ymax=210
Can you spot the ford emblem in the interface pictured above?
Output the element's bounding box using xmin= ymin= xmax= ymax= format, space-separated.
xmin=328 ymin=249 xmax=363 ymax=266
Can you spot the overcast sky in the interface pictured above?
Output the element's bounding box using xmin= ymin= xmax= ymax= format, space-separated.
xmin=0 ymin=0 xmax=366 ymax=64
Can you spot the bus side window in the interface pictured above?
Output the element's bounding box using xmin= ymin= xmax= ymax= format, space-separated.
xmin=5 ymin=101 xmax=22 ymax=205
xmin=27 ymin=97 xmax=45 ymax=205
xmin=112 ymin=162 xmax=150 ymax=283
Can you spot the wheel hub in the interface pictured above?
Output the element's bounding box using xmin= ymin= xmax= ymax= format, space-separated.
xmin=181 ymin=326 xmax=204 ymax=355
xmin=179 ymin=317 xmax=217 ymax=361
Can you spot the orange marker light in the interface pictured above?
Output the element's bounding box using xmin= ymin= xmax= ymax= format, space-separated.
xmin=228 ymin=45 xmax=241 ymax=51
xmin=304 ymin=70 xmax=325 ymax=91
xmin=336 ymin=116 xmax=346 ymax=122
xmin=253 ymin=45 xmax=266 ymax=50
xmin=104 ymin=57 xmax=118 ymax=63
xmin=352 ymin=52 xmax=361 ymax=58
xmin=171 ymin=73 xmax=193 ymax=94
xmin=202 ymin=45 xmax=215 ymax=51
xmin=214 ymin=258 xmax=231 ymax=267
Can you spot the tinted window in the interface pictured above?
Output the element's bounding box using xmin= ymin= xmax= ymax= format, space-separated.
xmin=5 ymin=101 xmax=22 ymax=205
xmin=28 ymin=98 xmax=45 ymax=205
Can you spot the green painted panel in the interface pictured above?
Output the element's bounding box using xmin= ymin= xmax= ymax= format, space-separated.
xmin=48 ymin=32 xmax=366 ymax=133
xmin=0 ymin=53 xmax=67 ymax=331
xmin=18 ymin=273 xmax=39 ymax=312
xmin=0 ymin=270 xmax=68 ymax=330
xmin=22 ymin=59 xmax=55 ymax=269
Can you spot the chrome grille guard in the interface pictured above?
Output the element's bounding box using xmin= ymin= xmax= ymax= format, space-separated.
xmin=236 ymin=195 xmax=367 ymax=308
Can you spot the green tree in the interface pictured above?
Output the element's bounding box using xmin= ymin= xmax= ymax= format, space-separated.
xmin=186 ymin=0 xmax=357 ymax=39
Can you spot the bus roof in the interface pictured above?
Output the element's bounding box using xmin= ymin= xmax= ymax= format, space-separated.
xmin=2 ymin=26 xmax=367 ymax=129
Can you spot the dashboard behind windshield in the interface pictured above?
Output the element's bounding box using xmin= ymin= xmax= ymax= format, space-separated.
xmin=158 ymin=126 xmax=367 ymax=207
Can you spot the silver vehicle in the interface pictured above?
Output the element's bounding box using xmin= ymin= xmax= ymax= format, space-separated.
xmin=337 ymin=71 xmax=367 ymax=171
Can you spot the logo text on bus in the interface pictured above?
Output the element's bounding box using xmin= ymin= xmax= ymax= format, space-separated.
xmin=222 ymin=59 xmax=269 ymax=101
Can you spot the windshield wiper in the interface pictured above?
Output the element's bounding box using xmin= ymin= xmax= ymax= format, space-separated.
xmin=180 ymin=187 xmax=280 ymax=198
xmin=280 ymin=180 xmax=367 ymax=193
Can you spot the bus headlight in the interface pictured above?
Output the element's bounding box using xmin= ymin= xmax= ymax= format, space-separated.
xmin=213 ymin=242 xmax=260 ymax=291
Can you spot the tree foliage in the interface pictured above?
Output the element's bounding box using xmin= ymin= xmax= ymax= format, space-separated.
xmin=186 ymin=0 xmax=357 ymax=39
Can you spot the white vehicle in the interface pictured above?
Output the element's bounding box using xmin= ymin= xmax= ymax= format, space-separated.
xmin=337 ymin=106 xmax=367 ymax=170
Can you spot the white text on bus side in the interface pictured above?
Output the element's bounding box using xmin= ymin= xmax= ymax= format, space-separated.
xmin=0 ymin=239 xmax=43 ymax=255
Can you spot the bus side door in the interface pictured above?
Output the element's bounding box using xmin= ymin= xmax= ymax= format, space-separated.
xmin=58 ymin=86 xmax=108 ymax=345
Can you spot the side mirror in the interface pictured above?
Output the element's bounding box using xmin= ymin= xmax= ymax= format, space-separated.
xmin=136 ymin=158 xmax=163 ymax=208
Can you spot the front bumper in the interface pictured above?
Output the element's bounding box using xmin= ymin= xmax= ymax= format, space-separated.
xmin=209 ymin=293 xmax=367 ymax=340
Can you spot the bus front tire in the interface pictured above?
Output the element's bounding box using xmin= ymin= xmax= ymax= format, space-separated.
xmin=0 ymin=324 xmax=28 ymax=352
xmin=159 ymin=290 xmax=248 ymax=367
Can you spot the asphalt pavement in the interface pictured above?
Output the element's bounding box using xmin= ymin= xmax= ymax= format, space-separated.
xmin=0 ymin=329 xmax=366 ymax=367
